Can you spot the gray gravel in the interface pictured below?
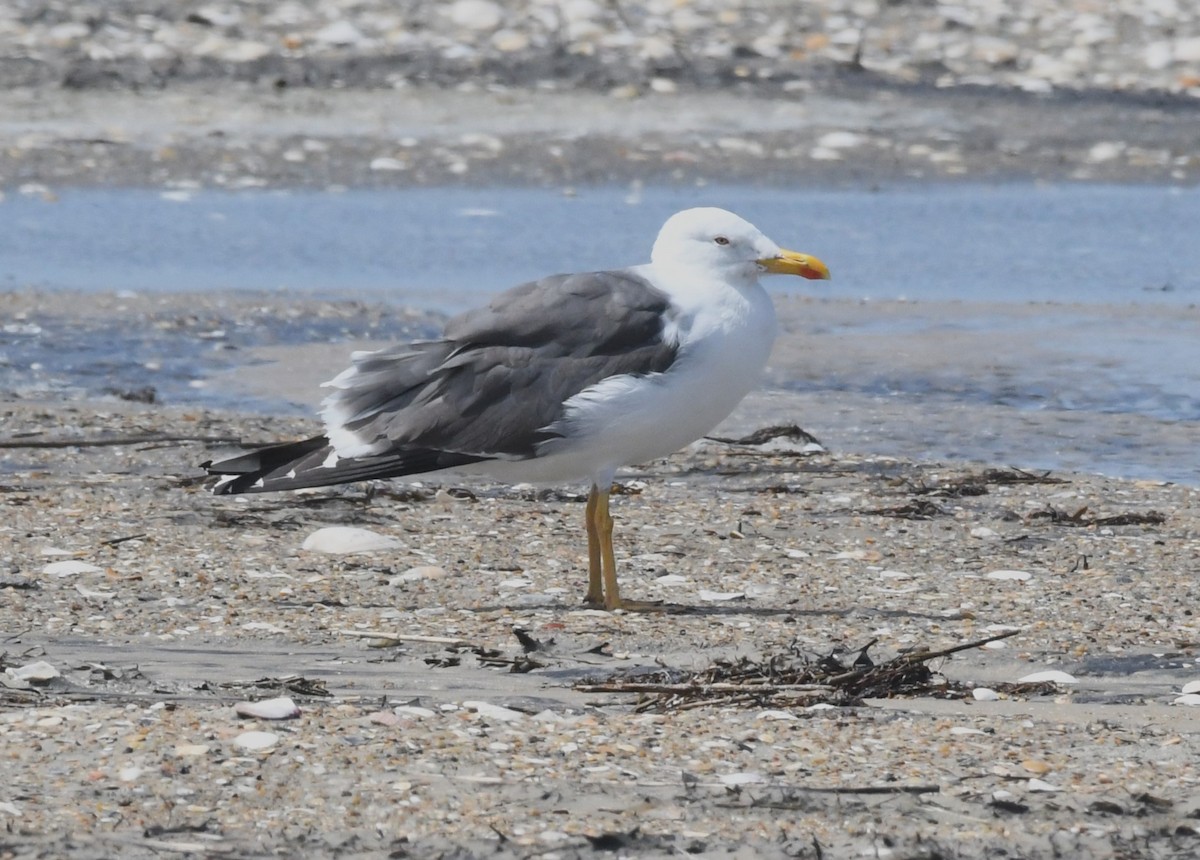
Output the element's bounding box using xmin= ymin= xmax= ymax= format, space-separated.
xmin=3 ymin=390 xmax=1200 ymax=859
xmin=4 ymin=4 xmax=1200 ymax=857
xmin=2 ymin=0 xmax=1199 ymax=189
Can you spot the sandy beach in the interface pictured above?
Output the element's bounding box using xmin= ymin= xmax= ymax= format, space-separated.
xmin=4 ymin=1 xmax=1200 ymax=857
xmin=2 ymin=384 xmax=1199 ymax=858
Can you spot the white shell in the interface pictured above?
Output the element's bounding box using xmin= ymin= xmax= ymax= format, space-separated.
xmin=1018 ymin=670 xmax=1078 ymax=684
xmin=301 ymin=526 xmax=402 ymax=554
xmin=42 ymin=560 xmax=102 ymax=576
xmin=464 ymin=701 xmax=525 ymax=722
xmin=234 ymin=696 xmax=300 ymax=720
xmin=698 ymin=589 xmax=745 ymax=601
xmin=233 ymin=731 xmax=280 ymax=751
xmin=6 ymin=661 xmax=61 ymax=683
xmin=1027 ymin=778 xmax=1061 ymax=792
xmin=719 ymin=772 xmax=766 ymax=786
xmin=986 ymin=569 xmax=1032 ymax=582
xmin=393 ymin=705 xmax=437 ymax=719
xmin=1172 ymin=694 xmax=1200 ymax=706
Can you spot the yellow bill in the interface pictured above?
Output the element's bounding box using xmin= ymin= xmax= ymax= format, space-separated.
xmin=759 ymin=249 xmax=831 ymax=280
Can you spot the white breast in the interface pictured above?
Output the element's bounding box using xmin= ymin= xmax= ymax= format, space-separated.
xmin=478 ymin=277 xmax=777 ymax=486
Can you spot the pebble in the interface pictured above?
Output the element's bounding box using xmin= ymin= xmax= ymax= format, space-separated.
xmin=972 ymin=687 xmax=1000 ymax=701
xmin=368 ymin=157 xmax=408 ymax=171
xmin=313 ymin=21 xmax=368 ymax=47
xmin=301 ymin=526 xmax=403 ymax=554
xmin=448 ymin=0 xmax=503 ymax=31
xmin=1172 ymin=694 xmax=1200 ymax=706
xmin=3 ymin=0 xmax=1191 ymax=102
xmin=392 ymin=565 xmax=448 ymax=583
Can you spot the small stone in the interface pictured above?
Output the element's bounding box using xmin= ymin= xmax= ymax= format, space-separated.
xmin=217 ymin=41 xmax=273 ymax=63
xmin=1022 ymin=759 xmax=1053 ymax=775
xmin=950 ymin=727 xmax=986 ymax=736
xmin=1144 ymin=41 xmax=1173 ymax=70
xmin=491 ymin=30 xmax=529 ymax=52
xmin=314 ymin=21 xmax=366 ymax=46
xmin=393 ymin=565 xmax=448 ymax=583
xmin=368 ymin=710 xmax=402 ymax=726
xmin=817 ymin=131 xmax=866 ymax=149
xmin=972 ymin=687 xmax=1000 ymax=701
xmin=369 ymin=157 xmax=408 ymax=171
xmin=1087 ymin=142 xmax=1125 ymax=163
xmin=1173 ymin=694 xmax=1200 ymax=706
xmin=1175 ymin=37 xmax=1200 ymax=64
xmin=174 ymin=744 xmax=211 ymax=757
xmin=1181 ymin=681 xmax=1200 ymax=695
xmin=639 ymin=36 xmax=676 ymax=62
xmin=448 ymin=0 xmax=503 ymax=31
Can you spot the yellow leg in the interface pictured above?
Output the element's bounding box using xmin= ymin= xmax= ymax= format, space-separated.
xmin=594 ymin=485 xmax=622 ymax=611
xmin=588 ymin=483 xmax=661 ymax=612
xmin=584 ymin=485 xmax=604 ymax=605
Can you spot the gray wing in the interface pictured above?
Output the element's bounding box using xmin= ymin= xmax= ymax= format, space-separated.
xmin=324 ymin=269 xmax=681 ymax=459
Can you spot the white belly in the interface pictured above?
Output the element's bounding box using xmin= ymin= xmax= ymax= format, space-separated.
xmin=473 ymin=285 xmax=777 ymax=486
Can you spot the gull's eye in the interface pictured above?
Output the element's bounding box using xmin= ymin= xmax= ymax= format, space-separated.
xmin=714 ymin=236 xmax=730 ymax=245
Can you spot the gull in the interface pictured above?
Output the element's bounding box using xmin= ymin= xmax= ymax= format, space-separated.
xmin=203 ymin=207 xmax=830 ymax=609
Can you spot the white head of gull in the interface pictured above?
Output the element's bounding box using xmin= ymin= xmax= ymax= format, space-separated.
xmin=203 ymin=207 xmax=830 ymax=610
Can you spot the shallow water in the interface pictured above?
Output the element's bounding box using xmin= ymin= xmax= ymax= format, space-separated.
xmin=3 ymin=183 xmax=1199 ymax=306
xmin=2 ymin=183 xmax=1197 ymax=483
